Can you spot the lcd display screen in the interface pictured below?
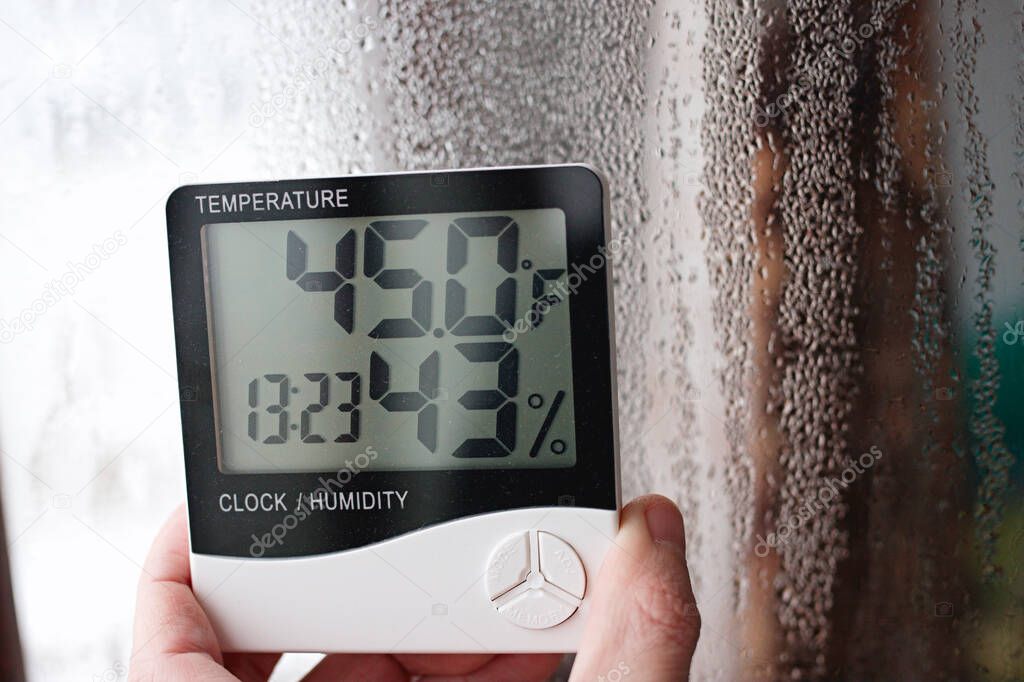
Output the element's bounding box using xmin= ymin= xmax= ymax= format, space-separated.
xmin=203 ymin=209 xmax=577 ymax=473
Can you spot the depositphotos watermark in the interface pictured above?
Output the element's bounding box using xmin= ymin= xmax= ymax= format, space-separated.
xmin=1003 ymin=320 xmax=1024 ymax=345
xmin=92 ymin=661 xmax=126 ymax=682
xmin=597 ymin=661 xmax=631 ymax=682
xmin=754 ymin=17 xmax=884 ymax=128
xmin=249 ymin=445 xmax=378 ymax=557
xmin=502 ymin=236 xmax=628 ymax=343
xmin=0 ymin=230 xmax=128 ymax=344
xmin=754 ymin=445 xmax=883 ymax=557
xmin=248 ymin=15 xmax=380 ymax=128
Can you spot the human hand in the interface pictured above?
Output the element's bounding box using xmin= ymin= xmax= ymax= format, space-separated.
xmin=129 ymin=495 xmax=699 ymax=681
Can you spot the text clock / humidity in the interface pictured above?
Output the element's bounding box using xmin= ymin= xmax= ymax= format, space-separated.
xmin=166 ymin=165 xmax=620 ymax=653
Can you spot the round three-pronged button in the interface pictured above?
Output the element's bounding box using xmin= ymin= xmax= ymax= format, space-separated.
xmin=485 ymin=531 xmax=586 ymax=629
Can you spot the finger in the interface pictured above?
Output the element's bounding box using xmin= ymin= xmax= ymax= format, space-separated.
xmin=303 ymin=654 xmax=407 ymax=681
xmin=423 ymin=654 xmax=562 ymax=682
xmin=393 ymin=653 xmax=492 ymax=675
xmin=224 ymin=653 xmax=283 ymax=682
xmin=129 ymin=505 xmax=238 ymax=680
xmin=569 ymin=495 xmax=700 ymax=681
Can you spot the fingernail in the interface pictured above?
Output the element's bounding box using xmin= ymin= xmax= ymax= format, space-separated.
xmin=645 ymin=500 xmax=685 ymax=548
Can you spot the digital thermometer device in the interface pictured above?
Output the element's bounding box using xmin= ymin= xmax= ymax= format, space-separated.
xmin=165 ymin=165 xmax=621 ymax=653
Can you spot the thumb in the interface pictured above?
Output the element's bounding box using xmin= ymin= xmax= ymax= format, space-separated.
xmin=571 ymin=495 xmax=700 ymax=681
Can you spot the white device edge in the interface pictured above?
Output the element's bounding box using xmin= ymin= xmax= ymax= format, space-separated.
xmin=191 ymin=506 xmax=619 ymax=653
xmin=182 ymin=163 xmax=623 ymax=653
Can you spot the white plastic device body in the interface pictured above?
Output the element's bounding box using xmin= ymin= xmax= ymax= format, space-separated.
xmin=175 ymin=164 xmax=621 ymax=653
xmin=190 ymin=506 xmax=618 ymax=652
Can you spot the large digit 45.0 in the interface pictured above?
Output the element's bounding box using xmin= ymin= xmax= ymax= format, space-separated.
xmin=364 ymin=220 xmax=432 ymax=338
xmin=286 ymin=230 xmax=357 ymax=333
xmin=445 ymin=216 xmax=518 ymax=335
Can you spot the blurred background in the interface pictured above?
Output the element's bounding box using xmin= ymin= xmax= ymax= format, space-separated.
xmin=0 ymin=0 xmax=1021 ymax=680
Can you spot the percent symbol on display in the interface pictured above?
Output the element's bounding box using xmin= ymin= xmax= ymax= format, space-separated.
xmin=528 ymin=389 xmax=567 ymax=457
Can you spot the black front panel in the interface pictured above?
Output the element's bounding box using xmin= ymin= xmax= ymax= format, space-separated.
xmin=166 ymin=166 xmax=618 ymax=557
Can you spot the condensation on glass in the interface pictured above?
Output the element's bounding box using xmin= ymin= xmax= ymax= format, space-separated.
xmin=252 ymin=0 xmax=1024 ymax=678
